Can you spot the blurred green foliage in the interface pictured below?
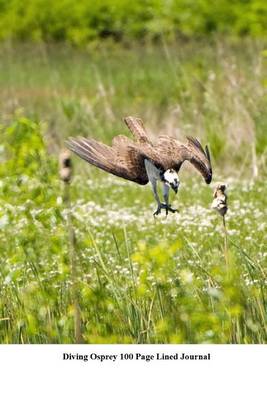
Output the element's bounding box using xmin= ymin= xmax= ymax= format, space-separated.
xmin=0 ymin=41 xmax=266 ymax=173
xmin=0 ymin=114 xmax=57 ymax=205
xmin=0 ymin=0 xmax=267 ymax=44
xmin=1 ymin=115 xmax=48 ymax=177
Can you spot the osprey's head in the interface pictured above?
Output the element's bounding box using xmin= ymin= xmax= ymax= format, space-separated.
xmin=163 ymin=169 xmax=180 ymax=194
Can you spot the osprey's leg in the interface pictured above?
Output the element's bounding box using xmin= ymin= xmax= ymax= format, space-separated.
xmin=163 ymin=183 xmax=170 ymax=216
xmin=144 ymin=159 xmax=167 ymax=216
xmin=151 ymin=179 xmax=163 ymax=216
xmin=163 ymin=183 xmax=178 ymax=216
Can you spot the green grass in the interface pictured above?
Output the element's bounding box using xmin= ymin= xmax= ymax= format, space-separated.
xmin=0 ymin=41 xmax=266 ymax=343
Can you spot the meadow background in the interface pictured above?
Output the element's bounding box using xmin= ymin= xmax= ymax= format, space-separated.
xmin=0 ymin=0 xmax=266 ymax=344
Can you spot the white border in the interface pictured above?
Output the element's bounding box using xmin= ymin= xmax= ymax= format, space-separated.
xmin=0 ymin=345 xmax=265 ymax=399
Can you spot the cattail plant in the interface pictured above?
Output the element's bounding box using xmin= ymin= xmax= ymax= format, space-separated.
xmin=59 ymin=150 xmax=72 ymax=184
xmin=59 ymin=150 xmax=82 ymax=343
xmin=212 ymin=183 xmax=229 ymax=267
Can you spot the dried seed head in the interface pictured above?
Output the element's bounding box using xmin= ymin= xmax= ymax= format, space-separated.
xmin=213 ymin=182 xmax=227 ymax=198
xmin=212 ymin=182 xmax=228 ymax=216
xmin=59 ymin=150 xmax=72 ymax=183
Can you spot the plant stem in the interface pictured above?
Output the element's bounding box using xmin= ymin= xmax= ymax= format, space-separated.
xmin=222 ymin=215 xmax=229 ymax=269
xmin=252 ymin=140 xmax=258 ymax=180
xmin=64 ymin=183 xmax=82 ymax=344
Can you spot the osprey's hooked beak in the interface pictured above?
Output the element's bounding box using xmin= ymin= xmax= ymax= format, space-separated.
xmin=170 ymin=182 xmax=179 ymax=194
xmin=205 ymin=174 xmax=212 ymax=184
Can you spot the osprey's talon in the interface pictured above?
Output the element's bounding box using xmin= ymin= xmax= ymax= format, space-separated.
xmin=153 ymin=203 xmax=166 ymax=216
xmin=168 ymin=205 xmax=178 ymax=213
xmin=153 ymin=206 xmax=162 ymax=216
xmin=164 ymin=204 xmax=178 ymax=216
xmin=154 ymin=203 xmax=178 ymax=216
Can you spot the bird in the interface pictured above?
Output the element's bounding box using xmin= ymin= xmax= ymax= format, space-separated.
xmin=212 ymin=183 xmax=228 ymax=217
xmin=66 ymin=116 xmax=212 ymax=216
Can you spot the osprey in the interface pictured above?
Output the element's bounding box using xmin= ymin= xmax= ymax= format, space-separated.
xmin=66 ymin=116 xmax=212 ymax=215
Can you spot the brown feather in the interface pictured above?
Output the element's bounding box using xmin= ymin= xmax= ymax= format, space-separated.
xmin=67 ymin=137 xmax=148 ymax=185
xmin=186 ymin=136 xmax=206 ymax=156
xmin=112 ymin=135 xmax=133 ymax=148
xmin=124 ymin=116 xmax=151 ymax=144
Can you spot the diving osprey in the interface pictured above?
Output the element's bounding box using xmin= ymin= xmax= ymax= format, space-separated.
xmin=66 ymin=116 xmax=212 ymax=215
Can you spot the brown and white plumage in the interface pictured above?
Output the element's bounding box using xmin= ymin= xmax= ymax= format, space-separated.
xmin=66 ymin=116 xmax=212 ymax=215
xmin=67 ymin=116 xmax=212 ymax=184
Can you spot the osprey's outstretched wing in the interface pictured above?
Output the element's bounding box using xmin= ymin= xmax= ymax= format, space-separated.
xmin=155 ymin=135 xmax=212 ymax=183
xmin=124 ymin=116 xmax=151 ymax=144
xmin=66 ymin=137 xmax=149 ymax=185
xmin=66 ymin=116 xmax=212 ymax=186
